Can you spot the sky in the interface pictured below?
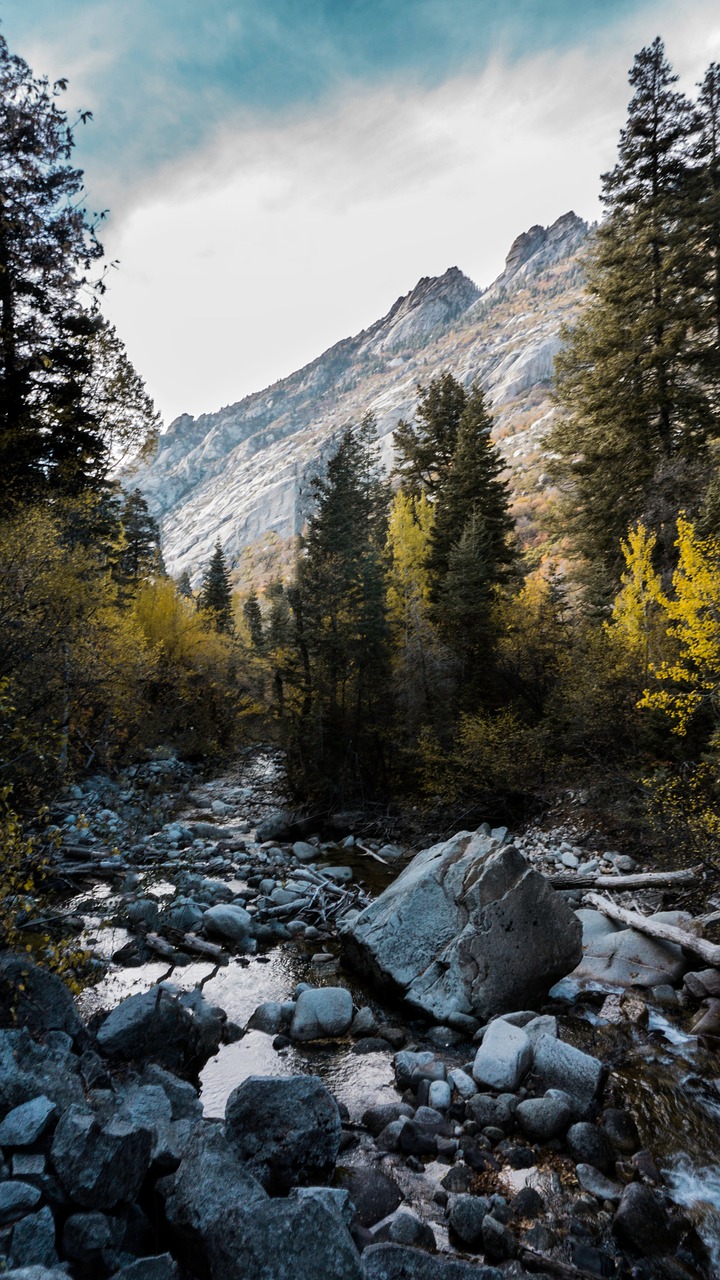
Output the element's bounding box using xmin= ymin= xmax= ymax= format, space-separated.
xmin=3 ymin=1 xmax=720 ymax=426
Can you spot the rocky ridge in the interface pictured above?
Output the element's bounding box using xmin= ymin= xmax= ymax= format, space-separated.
xmin=133 ymin=212 xmax=588 ymax=581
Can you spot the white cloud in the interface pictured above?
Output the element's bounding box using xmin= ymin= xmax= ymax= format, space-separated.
xmin=97 ymin=0 xmax=720 ymax=425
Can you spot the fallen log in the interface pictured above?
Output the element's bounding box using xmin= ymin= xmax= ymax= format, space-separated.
xmin=549 ymin=866 xmax=702 ymax=891
xmin=519 ymin=1246 xmax=607 ymax=1280
xmin=182 ymin=933 xmax=228 ymax=962
xmin=145 ymin=932 xmax=177 ymax=960
xmin=584 ymin=892 xmax=720 ymax=968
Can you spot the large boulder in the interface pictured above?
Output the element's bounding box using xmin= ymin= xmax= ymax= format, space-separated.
xmin=51 ymin=1104 xmax=153 ymax=1209
xmin=224 ymin=1075 xmax=342 ymax=1193
xmin=0 ymin=955 xmax=87 ymax=1045
xmin=572 ymin=909 xmax=688 ymax=987
xmin=342 ymin=831 xmax=582 ymax=1022
xmin=290 ymin=987 xmax=354 ymax=1041
xmin=206 ymin=1196 xmax=361 ymax=1280
xmin=96 ymin=984 xmax=224 ymax=1076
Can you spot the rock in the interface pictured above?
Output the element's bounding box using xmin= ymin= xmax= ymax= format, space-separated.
xmin=515 ymin=1093 xmax=572 ymax=1141
xmin=62 ymin=1211 xmax=115 ymax=1261
xmin=9 ymin=1205 xmax=58 ymax=1268
xmin=159 ymin=1124 xmax=266 ymax=1272
xmin=466 ymin=1093 xmax=516 ymax=1130
xmin=683 ymin=968 xmax=720 ymax=999
xmin=510 ymin=1186 xmax=543 ymax=1219
xmin=225 ymin=1075 xmax=341 ymax=1193
xmin=481 ymin=1214 xmax=517 ymax=1263
xmin=247 ymin=1001 xmax=284 ymax=1035
xmin=291 ymin=1185 xmax=354 ymax=1228
xmin=337 ymin=1165 xmax=403 ymax=1227
xmin=532 ymin=1034 xmax=606 ymax=1109
xmin=352 ymin=1007 xmax=379 ymax=1037
xmin=1 ymin=1269 xmax=69 ymax=1279
xmin=256 ymin=811 xmax=294 ymax=842
xmin=353 ymin=1037 xmax=391 ymax=1055
xmin=116 ymin=1083 xmax=174 ymax=1159
xmin=324 ymin=866 xmax=353 ymax=883
xmin=343 ymin=832 xmax=581 ymax=1022
xmin=96 ymin=985 xmax=223 ymax=1075
xmin=472 ymin=1020 xmax=532 ymax=1091
xmin=110 ymin=1257 xmax=180 ymax=1280
xmin=376 ymin=1119 xmax=410 ymax=1152
xmin=362 ymin=1104 xmax=414 ymax=1137
xmin=206 ymin=1196 xmax=362 ymax=1280
xmin=0 ymin=1028 xmax=84 ymax=1114
xmin=0 ymin=1182 xmax=41 ymax=1224
xmin=51 ymin=1104 xmax=153 ymax=1209
xmin=202 ymin=902 xmax=252 ymax=944
xmin=448 ymin=1194 xmax=490 ymax=1249
xmin=447 ymin=1069 xmax=476 ymax=1099
xmin=378 ymin=845 xmax=405 ymax=862
xmin=612 ymin=1182 xmax=679 ymax=1254
xmin=0 ymin=955 xmax=86 ymax=1045
xmin=575 ymin=1163 xmax=623 ymax=1201
xmin=292 ymin=841 xmax=319 ymax=862
xmin=140 ymin=1065 xmax=203 ymax=1120
xmin=394 ymin=1051 xmax=435 ymax=1090
xmin=0 ymin=1096 xmax=57 ymax=1147
xmin=574 ymin=911 xmax=688 ymax=988
xmin=428 ymin=1081 xmax=452 ymax=1111
xmin=289 ymin=986 xmax=354 ymax=1040
xmin=690 ymin=997 xmax=720 ymax=1036
xmin=382 ymin=1210 xmax=436 ymax=1252
xmin=601 ymin=1108 xmax=640 ymax=1155
xmin=566 ymin=1122 xmax=615 ymax=1173
xmin=361 ymin=1243 xmax=502 ymax=1278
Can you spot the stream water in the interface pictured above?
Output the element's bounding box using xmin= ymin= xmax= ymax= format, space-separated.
xmin=65 ymin=753 xmax=720 ymax=1265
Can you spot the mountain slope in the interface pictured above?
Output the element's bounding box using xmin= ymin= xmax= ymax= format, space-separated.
xmin=134 ymin=211 xmax=589 ymax=579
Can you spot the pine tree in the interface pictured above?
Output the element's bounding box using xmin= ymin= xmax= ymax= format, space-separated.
xmin=243 ymin=588 xmax=264 ymax=648
xmin=427 ymin=383 xmax=515 ymax=601
xmin=393 ymin=372 xmax=467 ymax=498
xmin=199 ymin=540 xmax=234 ymax=633
xmin=293 ymin=415 xmax=392 ymax=799
xmin=176 ymin=570 xmax=193 ymax=599
xmin=117 ymin=488 xmax=164 ymax=586
xmin=0 ymin=35 xmax=158 ymax=510
xmin=550 ymin=38 xmax=713 ymax=589
xmin=695 ymin=63 xmax=720 ymax=362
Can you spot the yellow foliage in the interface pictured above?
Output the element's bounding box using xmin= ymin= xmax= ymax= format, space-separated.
xmin=638 ymin=515 xmax=720 ymax=734
xmin=610 ymin=523 xmax=667 ymax=674
xmin=386 ymin=491 xmax=434 ymax=633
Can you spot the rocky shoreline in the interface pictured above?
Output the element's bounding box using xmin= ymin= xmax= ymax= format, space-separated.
xmin=0 ymin=749 xmax=718 ymax=1278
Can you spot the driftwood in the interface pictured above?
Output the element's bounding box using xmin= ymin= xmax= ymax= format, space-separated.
xmin=145 ymin=932 xmax=177 ymax=960
xmin=549 ymin=865 xmax=702 ymax=891
xmin=585 ymin=892 xmax=720 ymax=968
xmin=181 ymin=933 xmax=227 ymax=962
xmin=519 ymin=1246 xmax=606 ymax=1280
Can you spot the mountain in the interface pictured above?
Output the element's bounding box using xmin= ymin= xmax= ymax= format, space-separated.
xmin=134 ymin=211 xmax=589 ymax=581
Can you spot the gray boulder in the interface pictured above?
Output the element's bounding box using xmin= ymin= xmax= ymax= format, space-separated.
xmin=9 ymin=1207 xmax=58 ymax=1269
xmin=96 ymin=985 xmax=224 ymax=1075
xmin=573 ymin=909 xmax=688 ymax=987
xmin=0 ymin=1182 xmax=41 ymax=1225
xmin=0 ymin=1096 xmax=57 ymax=1147
xmin=0 ymin=955 xmax=87 ymax=1045
xmin=110 ymin=1257 xmax=180 ymax=1280
xmin=342 ymin=831 xmax=582 ymax=1022
xmin=361 ymin=1243 xmax=502 ymax=1278
xmin=206 ymin=1196 xmax=361 ymax=1280
xmin=256 ymin=810 xmax=294 ymax=841
xmin=159 ymin=1124 xmax=266 ymax=1271
xmin=247 ymin=1001 xmax=285 ymax=1034
xmin=532 ymin=1034 xmax=606 ymax=1110
xmin=515 ymin=1093 xmax=572 ymax=1141
xmin=51 ymin=1104 xmax=153 ymax=1209
xmin=202 ymin=903 xmax=252 ymax=945
xmin=0 ymin=1029 xmax=84 ymax=1114
xmin=290 ymin=987 xmax=354 ymax=1040
xmin=225 ymin=1075 xmax=342 ymax=1193
xmin=472 ymin=1020 xmax=532 ymax=1091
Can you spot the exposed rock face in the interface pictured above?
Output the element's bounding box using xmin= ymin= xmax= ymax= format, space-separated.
xmin=341 ymin=830 xmax=583 ymax=1023
xmin=132 ymin=212 xmax=589 ymax=580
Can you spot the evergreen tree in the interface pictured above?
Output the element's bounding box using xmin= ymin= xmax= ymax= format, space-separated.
xmin=0 ymin=35 xmax=158 ymax=510
xmin=293 ymin=415 xmax=392 ymax=800
xmin=117 ymin=488 xmax=164 ymax=586
xmin=695 ymin=63 xmax=720 ymax=362
xmin=427 ymin=382 xmax=515 ymax=600
xmin=393 ymin=372 xmax=466 ymax=498
xmin=176 ymin=570 xmax=193 ymax=599
xmin=199 ymin=540 xmax=234 ymax=633
xmin=550 ymin=38 xmax=714 ymax=589
xmin=243 ymin=588 xmax=264 ymax=648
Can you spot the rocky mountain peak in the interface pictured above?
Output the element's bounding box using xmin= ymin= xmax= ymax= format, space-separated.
xmin=501 ymin=211 xmax=587 ymax=283
xmin=365 ymin=265 xmax=480 ymax=354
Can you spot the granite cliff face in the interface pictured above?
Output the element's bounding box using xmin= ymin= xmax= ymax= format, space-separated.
xmin=134 ymin=211 xmax=589 ymax=579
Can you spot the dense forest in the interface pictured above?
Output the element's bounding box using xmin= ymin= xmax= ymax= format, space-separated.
xmin=3 ymin=30 xmax=720 ymax=912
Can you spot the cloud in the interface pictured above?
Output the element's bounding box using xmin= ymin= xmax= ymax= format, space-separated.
xmin=4 ymin=0 xmax=720 ymax=425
